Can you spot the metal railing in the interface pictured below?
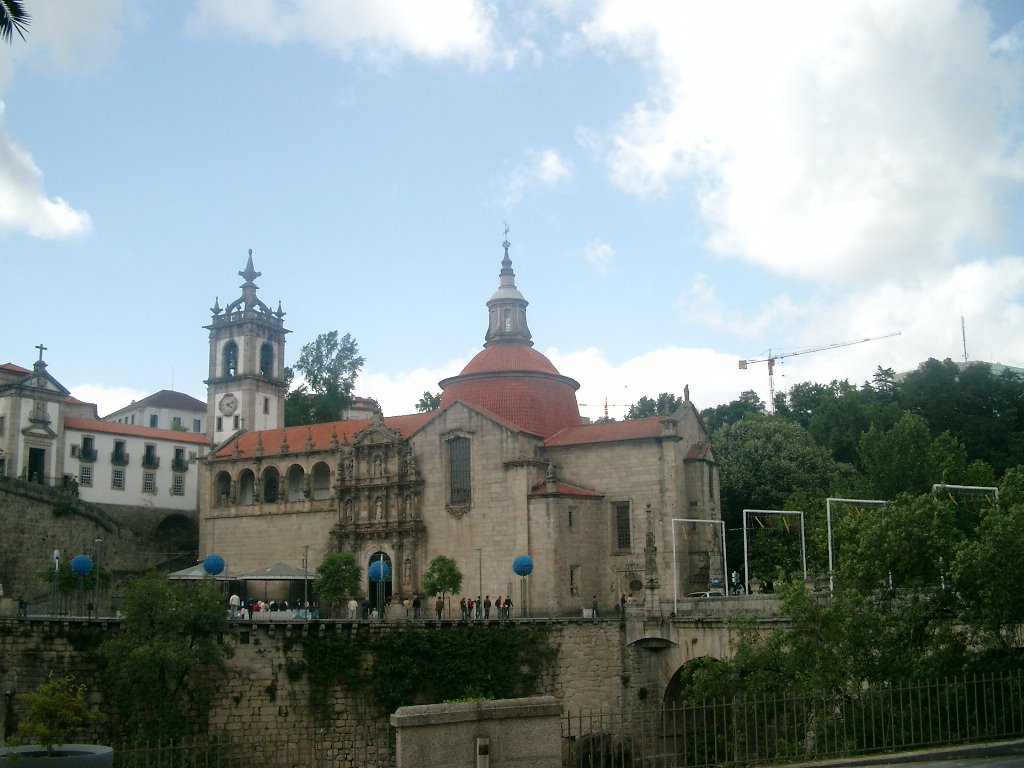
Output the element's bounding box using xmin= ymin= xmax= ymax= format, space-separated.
xmin=563 ymin=670 xmax=1024 ymax=767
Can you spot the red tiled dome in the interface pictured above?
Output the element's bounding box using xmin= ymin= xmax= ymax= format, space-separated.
xmin=440 ymin=345 xmax=582 ymax=438
xmin=458 ymin=344 xmax=561 ymax=376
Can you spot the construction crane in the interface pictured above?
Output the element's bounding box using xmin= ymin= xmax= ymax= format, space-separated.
xmin=739 ymin=331 xmax=901 ymax=414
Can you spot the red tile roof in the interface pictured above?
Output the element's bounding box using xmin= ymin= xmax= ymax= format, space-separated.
xmin=543 ymin=417 xmax=663 ymax=447
xmin=64 ymin=417 xmax=210 ymax=444
xmin=440 ymin=375 xmax=582 ymax=438
xmin=458 ymin=344 xmax=562 ymax=376
xmin=438 ymin=343 xmax=582 ymax=438
xmin=1 ymin=363 xmax=31 ymax=374
xmin=686 ymin=441 xmax=713 ymax=460
xmin=210 ymin=412 xmax=436 ymax=459
xmin=528 ymin=480 xmax=605 ymax=498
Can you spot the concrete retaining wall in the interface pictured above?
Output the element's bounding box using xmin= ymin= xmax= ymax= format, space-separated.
xmin=391 ymin=696 xmax=562 ymax=768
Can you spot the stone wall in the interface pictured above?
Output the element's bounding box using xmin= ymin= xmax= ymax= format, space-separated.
xmin=391 ymin=697 xmax=562 ymax=768
xmin=0 ymin=616 xmax=640 ymax=766
xmin=0 ymin=484 xmax=197 ymax=607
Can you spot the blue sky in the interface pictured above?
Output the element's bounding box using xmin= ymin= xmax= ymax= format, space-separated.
xmin=4 ymin=1 xmax=1024 ymax=420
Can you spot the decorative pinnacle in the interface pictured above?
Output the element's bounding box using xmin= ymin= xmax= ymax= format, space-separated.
xmin=502 ymin=222 xmax=511 ymax=258
xmin=239 ymin=249 xmax=261 ymax=287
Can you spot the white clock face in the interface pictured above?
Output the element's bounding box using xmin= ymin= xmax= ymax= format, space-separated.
xmin=219 ymin=393 xmax=238 ymax=416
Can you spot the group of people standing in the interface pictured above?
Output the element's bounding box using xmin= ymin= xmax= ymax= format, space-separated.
xmin=448 ymin=594 xmax=514 ymax=620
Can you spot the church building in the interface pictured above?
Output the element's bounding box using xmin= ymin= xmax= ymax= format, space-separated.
xmin=200 ymin=241 xmax=722 ymax=616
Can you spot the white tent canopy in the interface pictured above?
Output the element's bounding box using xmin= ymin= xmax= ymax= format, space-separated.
xmin=234 ymin=562 xmax=311 ymax=581
xmin=167 ymin=563 xmax=237 ymax=581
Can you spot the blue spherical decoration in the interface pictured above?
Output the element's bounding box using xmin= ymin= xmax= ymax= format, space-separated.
xmin=512 ymin=555 xmax=534 ymax=576
xmin=203 ymin=554 xmax=226 ymax=576
xmin=71 ymin=554 xmax=93 ymax=576
xmin=369 ymin=560 xmax=391 ymax=582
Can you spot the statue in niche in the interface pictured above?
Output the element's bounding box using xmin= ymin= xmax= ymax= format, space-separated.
xmin=402 ymin=495 xmax=411 ymax=519
xmin=345 ymin=499 xmax=354 ymax=523
xmin=404 ymin=558 xmax=412 ymax=583
xmin=375 ymin=456 xmax=383 ymax=477
xmin=375 ymin=497 xmax=384 ymax=521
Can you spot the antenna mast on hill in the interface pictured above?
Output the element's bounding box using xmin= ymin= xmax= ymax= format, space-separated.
xmin=961 ymin=315 xmax=968 ymax=363
xmin=739 ymin=331 xmax=901 ymax=414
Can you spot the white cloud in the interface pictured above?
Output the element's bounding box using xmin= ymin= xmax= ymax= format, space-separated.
xmin=582 ymin=1 xmax=1024 ymax=284
xmin=548 ymin=345 xmax=752 ymax=419
xmin=0 ymin=104 xmax=92 ymax=238
xmin=733 ymin=257 xmax=1024 ymax=402
xmin=70 ymin=384 xmax=151 ymax=419
xmin=583 ymin=239 xmax=613 ymax=274
xmin=502 ymin=147 xmax=573 ymax=206
xmin=358 ymin=358 xmax=469 ymax=416
xmin=676 ymin=273 xmax=801 ymax=339
xmin=188 ymin=0 xmax=496 ymax=64
xmin=0 ymin=0 xmax=134 ymax=87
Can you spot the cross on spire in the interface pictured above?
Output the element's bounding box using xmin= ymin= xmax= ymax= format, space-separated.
xmin=35 ymin=343 xmax=47 ymax=362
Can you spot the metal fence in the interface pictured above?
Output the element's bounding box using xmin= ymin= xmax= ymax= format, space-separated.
xmin=563 ymin=670 xmax=1024 ymax=767
xmin=111 ymin=730 xmax=393 ymax=768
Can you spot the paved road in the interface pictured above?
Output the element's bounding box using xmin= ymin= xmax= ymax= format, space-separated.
xmin=823 ymin=743 xmax=1024 ymax=768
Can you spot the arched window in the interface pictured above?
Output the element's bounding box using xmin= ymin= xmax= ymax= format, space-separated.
xmin=259 ymin=342 xmax=274 ymax=378
xmin=223 ymin=341 xmax=238 ymax=377
xmin=238 ymin=469 xmax=255 ymax=505
xmin=286 ymin=464 xmax=305 ymax=501
xmin=311 ymin=462 xmax=332 ymax=500
xmin=263 ymin=466 xmax=280 ymax=503
xmin=214 ymin=471 xmax=231 ymax=506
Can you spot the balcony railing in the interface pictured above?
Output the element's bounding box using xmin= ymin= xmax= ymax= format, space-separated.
xmin=111 ymin=451 xmax=130 ymax=467
xmin=142 ymin=455 xmax=160 ymax=470
xmin=172 ymin=458 xmax=189 ymax=472
xmin=79 ymin=447 xmax=97 ymax=462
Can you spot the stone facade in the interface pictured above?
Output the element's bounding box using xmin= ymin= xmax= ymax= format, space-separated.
xmin=199 ymin=244 xmax=722 ymax=618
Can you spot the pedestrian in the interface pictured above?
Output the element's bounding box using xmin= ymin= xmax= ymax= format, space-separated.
xmin=435 ymin=594 xmax=444 ymax=620
xmin=503 ymin=595 xmax=513 ymax=619
xmin=591 ymin=595 xmax=599 ymax=618
xmin=475 ymin=595 xmax=482 ymax=620
xmin=483 ymin=595 xmax=491 ymax=619
xmin=459 ymin=596 xmax=468 ymax=620
xmin=619 ymin=593 xmax=627 ymax=615
xmin=17 ymin=596 xmax=27 ymax=618
xmin=412 ymin=593 xmax=421 ymax=620
xmin=347 ymin=597 xmax=359 ymax=620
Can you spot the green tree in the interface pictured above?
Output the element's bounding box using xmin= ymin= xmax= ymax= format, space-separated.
xmin=700 ymin=390 xmax=766 ymax=432
xmin=313 ymin=552 xmax=361 ymax=616
xmin=950 ymin=498 xmax=1024 ymax=653
xmin=421 ymin=555 xmax=462 ymax=599
xmin=98 ymin=573 xmax=232 ymax=740
xmin=859 ymin=412 xmax=979 ymax=498
xmin=713 ymin=416 xmax=852 ymax=577
xmin=625 ymin=392 xmax=683 ymax=419
xmin=1 ymin=0 xmax=29 ymax=43
xmin=416 ymin=391 xmax=441 ymax=412
xmin=285 ymin=331 xmax=365 ymax=426
xmin=13 ymin=673 xmax=101 ymax=756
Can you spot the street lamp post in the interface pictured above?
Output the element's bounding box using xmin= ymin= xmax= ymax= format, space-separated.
xmin=475 ymin=548 xmax=482 ymax=620
xmin=302 ymin=544 xmax=309 ymax=618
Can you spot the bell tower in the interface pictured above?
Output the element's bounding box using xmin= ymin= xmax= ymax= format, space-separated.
xmin=205 ymin=251 xmax=289 ymax=442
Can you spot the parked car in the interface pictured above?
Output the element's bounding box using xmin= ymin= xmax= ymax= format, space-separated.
xmin=685 ymin=591 xmax=724 ymax=598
